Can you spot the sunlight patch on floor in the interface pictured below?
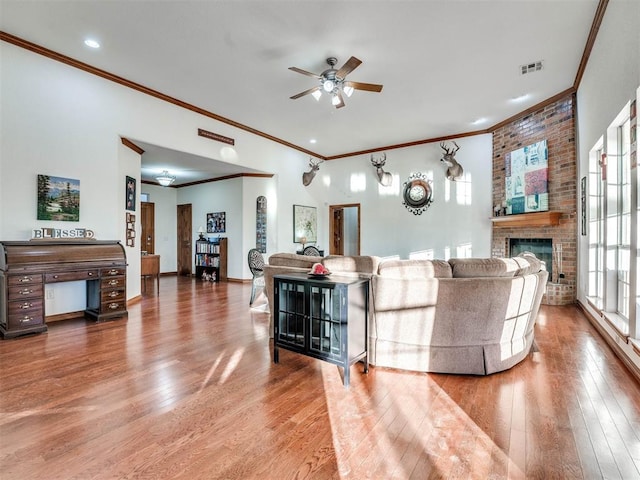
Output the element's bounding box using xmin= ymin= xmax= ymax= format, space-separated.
xmin=320 ymin=366 xmax=526 ymax=479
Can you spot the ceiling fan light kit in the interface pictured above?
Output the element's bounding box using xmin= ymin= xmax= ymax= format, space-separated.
xmin=289 ymin=56 xmax=383 ymax=109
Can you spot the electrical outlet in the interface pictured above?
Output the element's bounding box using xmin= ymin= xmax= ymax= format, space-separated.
xmin=46 ymin=289 xmax=54 ymax=300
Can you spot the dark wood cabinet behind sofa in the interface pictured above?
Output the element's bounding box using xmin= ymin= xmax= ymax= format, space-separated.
xmin=0 ymin=240 xmax=128 ymax=338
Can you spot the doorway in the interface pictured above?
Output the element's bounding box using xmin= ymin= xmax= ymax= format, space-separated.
xmin=177 ymin=203 xmax=193 ymax=276
xmin=329 ymin=204 xmax=360 ymax=256
xmin=141 ymin=202 xmax=155 ymax=254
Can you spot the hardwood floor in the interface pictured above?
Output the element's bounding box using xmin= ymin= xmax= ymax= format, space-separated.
xmin=1 ymin=276 xmax=639 ymax=480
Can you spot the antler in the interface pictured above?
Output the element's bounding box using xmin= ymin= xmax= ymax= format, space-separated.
xmin=440 ymin=141 xmax=460 ymax=155
xmin=370 ymin=153 xmax=387 ymax=167
xmin=309 ymin=158 xmax=324 ymax=169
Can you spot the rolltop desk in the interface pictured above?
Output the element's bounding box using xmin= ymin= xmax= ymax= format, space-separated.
xmin=0 ymin=240 xmax=128 ymax=338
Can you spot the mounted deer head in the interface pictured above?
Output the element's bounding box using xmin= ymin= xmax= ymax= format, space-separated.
xmin=302 ymin=158 xmax=323 ymax=186
xmin=370 ymin=153 xmax=393 ymax=187
xmin=440 ymin=141 xmax=463 ymax=181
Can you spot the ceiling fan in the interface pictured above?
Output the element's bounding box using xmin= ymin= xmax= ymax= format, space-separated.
xmin=289 ymin=56 xmax=383 ymax=109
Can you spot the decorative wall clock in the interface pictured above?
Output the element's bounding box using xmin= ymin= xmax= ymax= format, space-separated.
xmin=402 ymin=172 xmax=433 ymax=215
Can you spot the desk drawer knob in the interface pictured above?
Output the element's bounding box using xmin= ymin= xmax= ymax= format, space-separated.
xmin=108 ymin=291 xmax=119 ymax=298
xmin=107 ymin=303 xmax=120 ymax=310
xmin=20 ymin=302 xmax=33 ymax=309
xmin=19 ymin=289 xmax=33 ymax=295
xmin=107 ymin=269 xmax=119 ymax=276
xmin=53 ymin=275 xmax=59 ymax=279
xmin=108 ymin=279 xmax=119 ymax=286
xmin=18 ymin=276 xmax=33 ymax=283
xmin=88 ymin=272 xmax=94 ymax=276
xmin=20 ymin=315 xmax=33 ymax=323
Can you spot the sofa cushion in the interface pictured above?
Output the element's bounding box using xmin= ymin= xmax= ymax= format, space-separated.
xmin=322 ymin=255 xmax=381 ymax=275
xmin=377 ymin=259 xmax=452 ymax=279
xmin=513 ymin=252 xmax=544 ymax=276
xmin=372 ymin=276 xmax=440 ymax=310
xmin=448 ymin=257 xmax=520 ymax=278
xmin=267 ymin=252 xmax=322 ymax=269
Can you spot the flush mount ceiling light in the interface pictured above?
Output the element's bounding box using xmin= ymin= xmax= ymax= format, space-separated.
xmin=510 ymin=93 xmax=530 ymax=103
xmin=289 ymin=56 xmax=383 ymax=109
xmin=156 ymin=170 xmax=176 ymax=187
xmin=84 ymin=38 xmax=100 ymax=49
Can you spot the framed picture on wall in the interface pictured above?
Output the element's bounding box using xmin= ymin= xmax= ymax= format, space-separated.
xmin=504 ymin=139 xmax=549 ymax=215
xmin=293 ymin=205 xmax=317 ymax=243
xmin=207 ymin=212 xmax=226 ymax=233
xmin=37 ymin=174 xmax=80 ymax=221
xmin=126 ymin=176 xmax=136 ymax=212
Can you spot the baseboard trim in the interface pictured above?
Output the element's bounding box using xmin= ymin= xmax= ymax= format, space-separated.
xmin=45 ymin=311 xmax=85 ymax=323
xmin=577 ymin=300 xmax=640 ymax=385
xmin=127 ymin=295 xmax=142 ymax=305
xmin=227 ymin=278 xmax=250 ymax=283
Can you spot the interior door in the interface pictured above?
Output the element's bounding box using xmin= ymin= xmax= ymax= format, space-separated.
xmin=141 ymin=202 xmax=155 ymax=254
xmin=329 ymin=204 xmax=360 ymax=256
xmin=331 ymin=208 xmax=344 ymax=255
xmin=177 ymin=203 xmax=193 ymax=276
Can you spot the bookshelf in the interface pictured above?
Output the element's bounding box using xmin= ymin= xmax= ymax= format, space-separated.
xmin=195 ymin=237 xmax=227 ymax=282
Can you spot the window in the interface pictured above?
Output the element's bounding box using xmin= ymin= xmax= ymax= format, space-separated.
xmin=587 ymin=104 xmax=632 ymax=333
xmin=587 ymin=144 xmax=604 ymax=308
xmin=616 ymin=118 xmax=632 ymax=319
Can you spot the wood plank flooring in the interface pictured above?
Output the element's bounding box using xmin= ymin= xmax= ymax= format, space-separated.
xmin=1 ymin=276 xmax=639 ymax=479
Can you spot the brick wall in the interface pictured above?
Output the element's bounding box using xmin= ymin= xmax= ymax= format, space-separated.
xmin=492 ymin=94 xmax=577 ymax=305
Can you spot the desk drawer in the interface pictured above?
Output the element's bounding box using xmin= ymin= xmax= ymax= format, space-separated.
xmin=101 ymin=300 xmax=126 ymax=313
xmin=8 ymin=274 xmax=43 ymax=286
xmin=102 ymin=267 xmax=126 ymax=277
xmin=8 ymin=298 xmax=44 ymax=316
xmin=101 ymin=276 xmax=125 ymax=289
xmin=101 ymin=289 xmax=125 ymax=302
xmin=8 ymin=283 xmax=43 ymax=299
xmin=7 ymin=308 xmax=44 ymax=329
xmin=45 ymin=270 xmax=99 ymax=283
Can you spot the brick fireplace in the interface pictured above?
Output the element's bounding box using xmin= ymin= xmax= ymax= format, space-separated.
xmin=491 ymin=93 xmax=577 ymax=305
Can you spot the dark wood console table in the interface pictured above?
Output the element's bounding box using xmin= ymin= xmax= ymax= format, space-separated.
xmin=273 ymin=272 xmax=369 ymax=386
xmin=0 ymin=240 xmax=128 ymax=338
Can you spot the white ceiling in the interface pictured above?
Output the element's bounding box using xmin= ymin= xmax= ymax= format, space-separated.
xmin=1 ymin=0 xmax=600 ymax=186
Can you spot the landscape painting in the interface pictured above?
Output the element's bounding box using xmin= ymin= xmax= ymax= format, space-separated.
xmin=37 ymin=174 xmax=80 ymax=221
xmin=505 ymin=140 xmax=549 ymax=215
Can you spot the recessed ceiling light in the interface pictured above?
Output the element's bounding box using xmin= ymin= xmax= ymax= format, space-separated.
xmin=84 ymin=39 xmax=100 ymax=49
xmin=510 ymin=94 xmax=529 ymax=103
xmin=471 ymin=118 xmax=487 ymax=125
xmin=310 ymin=139 xmax=317 ymax=144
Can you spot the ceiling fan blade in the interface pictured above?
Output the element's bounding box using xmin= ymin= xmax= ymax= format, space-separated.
xmin=288 ymin=66 xmax=321 ymax=79
xmin=334 ymin=91 xmax=345 ymax=109
xmin=345 ymin=81 xmax=383 ymax=93
xmin=336 ymin=56 xmax=362 ymax=79
xmin=290 ymin=86 xmax=320 ymax=100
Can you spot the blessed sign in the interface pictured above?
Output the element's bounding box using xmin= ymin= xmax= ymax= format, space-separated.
xmin=32 ymin=228 xmax=95 ymax=239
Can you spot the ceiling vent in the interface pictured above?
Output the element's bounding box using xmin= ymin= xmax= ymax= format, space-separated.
xmin=520 ymin=61 xmax=544 ymax=75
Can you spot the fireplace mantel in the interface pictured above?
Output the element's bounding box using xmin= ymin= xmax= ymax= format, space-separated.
xmin=491 ymin=211 xmax=562 ymax=228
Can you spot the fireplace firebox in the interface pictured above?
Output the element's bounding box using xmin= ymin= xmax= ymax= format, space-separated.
xmin=509 ymin=238 xmax=552 ymax=281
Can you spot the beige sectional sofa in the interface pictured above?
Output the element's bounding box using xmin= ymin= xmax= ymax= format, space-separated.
xmin=263 ymin=252 xmax=547 ymax=375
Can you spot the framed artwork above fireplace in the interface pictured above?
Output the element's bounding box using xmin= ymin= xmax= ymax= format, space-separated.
xmin=505 ymin=139 xmax=549 ymax=215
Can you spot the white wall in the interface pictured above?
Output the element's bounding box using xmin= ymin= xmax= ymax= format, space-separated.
xmin=576 ymin=0 xmax=640 ymax=367
xmin=241 ymin=176 xmax=278 ymax=278
xmin=177 ymin=178 xmax=243 ymax=278
xmin=577 ymin=0 xmax=640 ymax=302
xmin=139 ymin=184 xmax=178 ymax=273
xmin=305 ymin=134 xmax=493 ymax=259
